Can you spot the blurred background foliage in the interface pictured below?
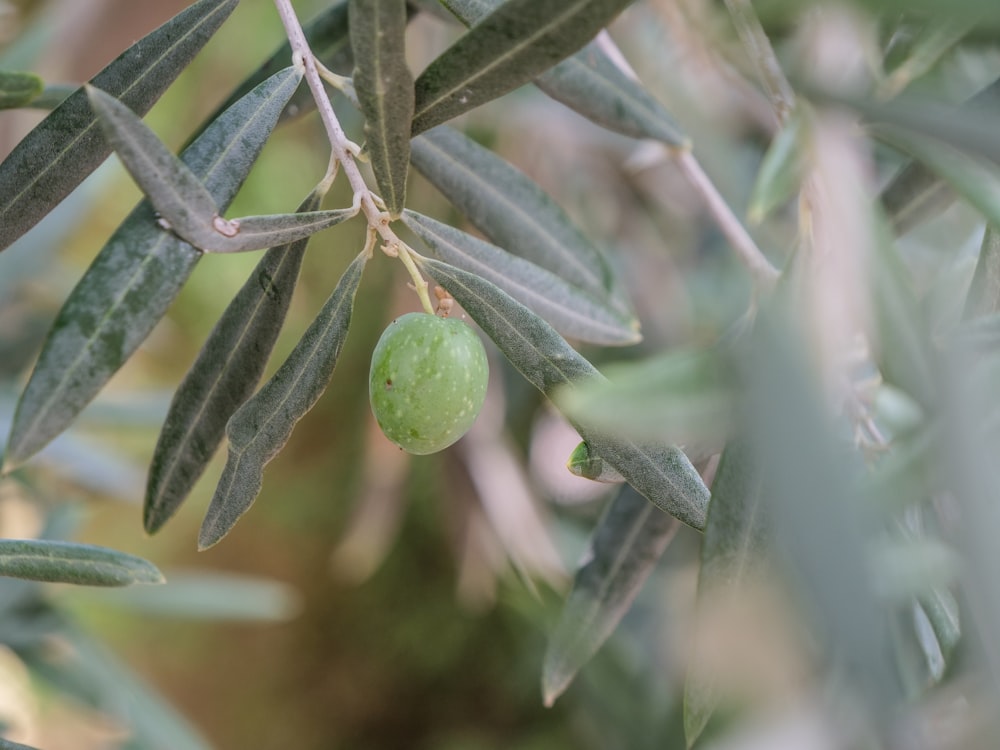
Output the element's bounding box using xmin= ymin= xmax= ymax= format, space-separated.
xmin=2 ymin=0 xmax=997 ymax=748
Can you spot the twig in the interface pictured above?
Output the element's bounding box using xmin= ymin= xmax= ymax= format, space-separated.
xmin=596 ymin=32 xmax=780 ymax=287
xmin=272 ymin=0 xmax=434 ymax=316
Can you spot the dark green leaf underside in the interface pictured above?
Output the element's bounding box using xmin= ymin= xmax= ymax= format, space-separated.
xmin=199 ymin=251 xmax=368 ymax=550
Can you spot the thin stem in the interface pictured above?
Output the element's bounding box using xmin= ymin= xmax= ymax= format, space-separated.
xmin=397 ymin=243 xmax=435 ymax=315
xmin=674 ymin=150 xmax=780 ymax=286
xmin=597 ymin=32 xmax=780 ymax=288
xmin=723 ymin=0 xmax=795 ymax=126
xmin=272 ymin=0 xmax=428 ymax=294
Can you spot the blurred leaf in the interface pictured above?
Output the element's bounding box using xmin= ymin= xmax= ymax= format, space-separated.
xmin=871 ymin=537 xmax=959 ymax=601
xmin=3 ymin=67 xmax=303 ymax=470
xmin=880 ymin=157 xmax=955 ymax=235
xmin=0 ymin=739 xmax=42 ymax=750
xmin=877 ymin=17 xmax=974 ymax=100
xmin=412 ymin=0 xmax=636 ymax=134
xmin=542 ymin=484 xmax=678 ymax=706
xmin=684 ymin=438 xmax=766 ymax=747
xmin=145 ymin=189 xmax=324 ymax=535
xmin=202 ymin=0 xmax=353 ymax=131
xmin=87 ymin=84 xmax=354 ymax=253
xmin=19 ymin=621 xmax=212 ymax=750
xmin=748 ymin=109 xmax=804 ymax=224
xmin=442 ymin=0 xmax=686 ymax=145
xmin=870 ymin=215 xmax=936 ymax=409
xmin=878 ymin=127 xmax=1000 ymax=231
xmin=744 ymin=309 xmax=903 ymax=724
xmin=567 ymin=441 xmax=624 ymax=483
xmin=403 ymin=211 xmax=639 ymax=345
xmin=199 ymin=251 xmax=368 ymax=550
xmin=0 ymin=540 xmax=163 ymax=587
xmin=0 ymin=70 xmax=42 ymax=108
xmin=964 ymin=226 xmax=1000 ymax=318
xmin=410 ymin=125 xmax=632 ymax=319
xmin=70 ymin=570 xmax=300 ymax=621
xmin=0 ymin=0 xmax=238 ymax=253
xmin=556 ymin=347 xmax=733 ymax=446
xmin=350 ymin=0 xmax=414 ymax=218
xmin=421 ymin=258 xmax=710 ymax=530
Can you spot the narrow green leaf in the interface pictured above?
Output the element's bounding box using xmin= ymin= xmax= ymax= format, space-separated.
xmin=441 ymin=0 xmax=686 ymax=145
xmin=878 ymin=126 xmax=1000 ymax=231
xmin=0 ymin=0 xmax=238 ymax=253
xmin=567 ymin=441 xmax=624 ymax=483
xmin=403 ymin=211 xmax=639 ymax=345
xmin=199 ymin=251 xmax=368 ymax=550
xmin=0 ymin=70 xmax=43 ymax=108
xmin=412 ymin=0 xmax=636 ymax=134
xmin=409 ymin=125 xmax=633 ymax=319
xmin=0 ymin=738 xmax=42 ymax=750
xmin=870 ymin=214 xmax=936 ymax=409
xmin=748 ymin=109 xmax=804 ymax=224
xmin=87 ymin=83 xmax=352 ymax=253
xmin=145 ymin=190 xmax=324 ymax=535
xmin=963 ymin=226 xmax=1000 ymax=318
xmin=556 ymin=347 xmax=733 ymax=447
xmin=0 ymin=540 xmax=163 ymax=587
xmin=350 ymin=0 xmax=414 ymax=218
xmin=4 ymin=68 xmax=303 ymax=470
xmin=684 ymin=438 xmax=766 ymax=747
xmin=420 ymin=258 xmax=709 ymax=530
xmin=542 ymin=484 xmax=678 ymax=706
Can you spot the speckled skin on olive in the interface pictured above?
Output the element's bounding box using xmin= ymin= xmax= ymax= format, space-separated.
xmin=369 ymin=312 xmax=489 ymax=454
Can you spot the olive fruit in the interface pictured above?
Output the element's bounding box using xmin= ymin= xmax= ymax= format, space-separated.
xmin=369 ymin=312 xmax=489 ymax=454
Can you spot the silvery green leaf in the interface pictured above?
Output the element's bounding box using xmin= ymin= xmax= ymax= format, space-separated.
xmin=440 ymin=0 xmax=684 ymax=144
xmin=566 ymin=441 xmax=624 ymax=483
xmin=350 ymin=0 xmax=414 ymax=217
xmin=542 ymin=484 xmax=678 ymax=706
xmin=0 ymin=540 xmax=163 ymax=587
xmin=403 ymin=211 xmax=639 ymax=345
xmin=410 ymin=126 xmax=633 ymax=319
xmin=412 ymin=0 xmax=637 ymax=134
xmin=86 ymin=84 xmax=353 ymax=253
xmin=199 ymin=251 xmax=368 ymax=550
xmin=4 ymin=68 xmax=302 ymax=470
xmin=0 ymin=0 xmax=238 ymax=252
xmin=144 ymin=189 xmax=324 ymax=535
xmin=421 ymin=258 xmax=709 ymax=530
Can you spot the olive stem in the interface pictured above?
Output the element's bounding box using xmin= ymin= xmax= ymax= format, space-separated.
xmin=272 ymin=0 xmax=432 ymax=302
xmin=595 ymin=32 xmax=780 ymax=288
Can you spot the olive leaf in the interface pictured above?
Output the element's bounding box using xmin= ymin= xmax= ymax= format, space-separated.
xmin=0 ymin=540 xmax=163 ymax=587
xmin=683 ymin=438 xmax=766 ymax=747
xmin=420 ymin=258 xmax=709 ymax=530
xmin=412 ymin=0 xmax=637 ymax=134
xmin=402 ymin=210 xmax=639 ymax=345
xmin=86 ymin=85 xmax=354 ymax=253
xmin=566 ymin=441 xmax=624 ymax=483
xmin=409 ymin=125 xmax=634 ymax=320
xmin=144 ymin=189 xmax=325 ymax=535
xmin=350 ymin=0 xmax=414 ymax=218
xmin=3 ymin=67 xmax=303 ymax=471
xmin=964 ymin=226 xmax=1000 ymax=319
xmin=748 ymin=109 xmax=805 ymax=224
xmin=441 ymin=0 xmax=686 ymax=145
xmin=199 ymin=251 xmax=368 ymax=550
xmin=542 ymin=484 xmax=679 ymax=706
xmin=0 ymin=0 xmax=238 ymax=253
xmin=0 ymin=70 xmax=43 ymax=109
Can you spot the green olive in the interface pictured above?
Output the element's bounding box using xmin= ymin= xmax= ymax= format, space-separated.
xmin=369 ymin=312 xmax=488 ymax=454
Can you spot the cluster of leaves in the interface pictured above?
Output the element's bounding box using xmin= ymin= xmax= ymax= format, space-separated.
xmin=4 ymin=0 xmax=1000 ymax=747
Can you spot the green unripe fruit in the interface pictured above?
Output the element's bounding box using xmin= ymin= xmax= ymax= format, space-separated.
xmin=369 ymin=312 xmax=489 ymax=455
